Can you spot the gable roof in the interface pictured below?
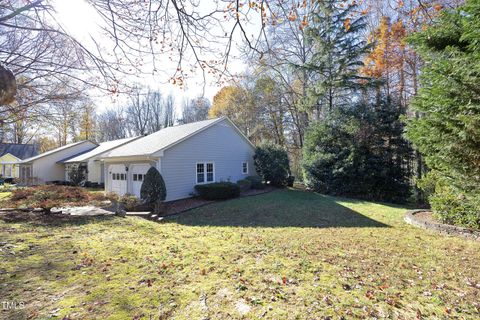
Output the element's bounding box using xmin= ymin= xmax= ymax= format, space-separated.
xmin=0 ymin=143 xmax=38 ymax=160
xmin=20 ymin=140 xmax=98 ymax=164
xmin=63 ymin=137 xmax=139 ymax=163
xmin=103 ymin=117 xmax=249 ymax=159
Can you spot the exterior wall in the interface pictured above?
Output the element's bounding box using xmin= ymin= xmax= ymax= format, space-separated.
xmin=161 ymin=120 xmax=255 ymax=201
xmin=87 ymin=159 xmax=103 ymax=183
xmin=29 ymin=142 xmax=97 ymax=184
xmin=0 ymin=153 xmax=21 ymax=178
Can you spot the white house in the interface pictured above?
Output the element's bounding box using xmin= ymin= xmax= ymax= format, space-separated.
xmin=19 ymin=140 xmax=98 ymax=184
xmin=101 ymin=117 xmax=256 ymax=201
xmin=62 ymin=137 xmax=139 ymax=185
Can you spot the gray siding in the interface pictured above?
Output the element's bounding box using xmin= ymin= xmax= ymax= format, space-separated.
xmin=161 ymin=120 xmax=255 ymax=201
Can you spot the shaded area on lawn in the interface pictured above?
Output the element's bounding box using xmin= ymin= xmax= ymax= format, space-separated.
xmin=0 ymin=210 xmax=117 ymax=228
xmin=167 ymin=189 xmax=389 ymax=228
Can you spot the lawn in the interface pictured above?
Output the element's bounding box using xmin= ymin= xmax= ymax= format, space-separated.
xmin=1 ymin=189 xmax=479 ymax=319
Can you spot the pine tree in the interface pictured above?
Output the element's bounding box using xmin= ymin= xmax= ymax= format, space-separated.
xmin=406 ymin=0 xmax=480 ymax=227
xmin=303 ymin=94 xmax=412 ymax=203
xmin=300 ymin=0 xmax=369 ymax=118
xmin=140 ymin=167 xmax=167 ymax=207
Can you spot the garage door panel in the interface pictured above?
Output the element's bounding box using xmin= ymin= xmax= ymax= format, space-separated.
xmin=131 ymin=164 xmax=151 ymax=198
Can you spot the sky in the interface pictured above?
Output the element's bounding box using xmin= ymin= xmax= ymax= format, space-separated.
xmin=51 ymin=0 xmax=250 ymax=114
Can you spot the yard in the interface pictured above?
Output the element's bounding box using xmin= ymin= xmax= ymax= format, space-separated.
xmin=1 ymin=189 xmax=479 ymax=319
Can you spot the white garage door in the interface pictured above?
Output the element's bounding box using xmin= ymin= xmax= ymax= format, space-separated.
xmin=131 ymin=164 xmax=151 ymax=198
xmin=108 ymin=164 xmax=127 ymax=196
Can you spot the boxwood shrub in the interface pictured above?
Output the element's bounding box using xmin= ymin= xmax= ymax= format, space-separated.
xmin=245 ymin=176 xmax=265 ymax=189
xmin=236 ymin=179 xmax=252 ymax=192
xmin=195 ymin=182 xmax=241 ymax=200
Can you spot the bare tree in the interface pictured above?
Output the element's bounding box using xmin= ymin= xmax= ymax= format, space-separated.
xmin=96 ymin=107 xmax=129 ymax=142
xmin=180 ymin=97 xmax=210 ymax=124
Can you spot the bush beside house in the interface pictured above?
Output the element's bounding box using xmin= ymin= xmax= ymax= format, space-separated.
xmin=245 ymin=176 xmax=265 ymax=189
xmin=195 ymin=182 xmax=240 ymax=200
xmin=253 ymin=142 xmax=291 ymax=187
xmin=140 ymin=167 xmax=167 ymax=213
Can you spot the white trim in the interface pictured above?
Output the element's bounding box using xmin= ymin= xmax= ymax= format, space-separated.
xmin=195 ymin=161 xmax=215 ymax=184
xmin=0 ymin=153 xmax=21 ymax=162
xmin=242 ymin=161 xmax=248 ymax=175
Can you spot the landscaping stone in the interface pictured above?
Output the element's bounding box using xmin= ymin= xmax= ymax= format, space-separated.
xmin=404 ymin=209 xmax=480 ymax=241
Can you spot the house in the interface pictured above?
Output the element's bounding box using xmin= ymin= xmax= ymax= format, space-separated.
xmin=62 ymin=137 xmax=139 ymax=185
xmin=101 ymin=117 xmax=255 ymax=201
xmin=0 ymin=143 xmax=38 ymax=179
xmin=19 ymin=140 xmax=98 ymax=185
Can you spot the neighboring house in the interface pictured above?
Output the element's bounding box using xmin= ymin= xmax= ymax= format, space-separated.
xmin=0 ymin=143 xmax=38 ymax=179
xmin=101 ymin=117 xmax=255 ymax=201
xmin=62 ymin=137 xmax=139 ymax=185
xmin=19 ymin=140 xmax=98 ymax=185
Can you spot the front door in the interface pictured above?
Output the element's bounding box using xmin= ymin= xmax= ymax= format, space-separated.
xmin=131 ymin=164 xmax=150 ymax=198
xmin=108 ymin=164 xmax=127 ymax=196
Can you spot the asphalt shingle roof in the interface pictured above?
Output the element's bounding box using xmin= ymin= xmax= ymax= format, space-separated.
xmin=0 ymin=143 xmax=38 ymax=160
xmin=103 ymin=117 xmax=224 ymax=158
xmin=63 ymin=137 xmax=139 ymax=163
xmin=20 ymin=140 xmax=97 ymax=163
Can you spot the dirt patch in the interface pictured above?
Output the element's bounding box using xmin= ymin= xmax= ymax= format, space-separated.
xmin=405 ymin=210 xmax=480 ymax=241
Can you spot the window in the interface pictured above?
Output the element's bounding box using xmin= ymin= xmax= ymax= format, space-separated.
xmin=133 ymin=174 xmax=144 ymax=182
xmin=196 ymin=162 xmax=214 ymax=184
xmin=242 ymin=162 xmax=248 ymax=174
xmin=206 ymin=163 xmax=214 ymax=182
xmin=196 ymin=163 xmax=205 ymax=183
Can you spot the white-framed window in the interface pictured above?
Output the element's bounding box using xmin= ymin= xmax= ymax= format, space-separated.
xmin=242 ymin=162 xmax=248 ymax=174
xmin=133 ymin=174 xmax=144 ymax=182
xmin=196 ymin=162 xmax=215 ymax=184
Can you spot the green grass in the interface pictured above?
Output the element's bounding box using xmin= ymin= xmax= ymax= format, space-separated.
xmin=1 ymin=189 xmax=479 ymax=319
xmin=0 ymin=191 xmax=11 ymax=201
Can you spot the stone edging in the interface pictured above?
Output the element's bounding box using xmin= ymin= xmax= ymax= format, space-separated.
xmin=404 ymin=209 xmax=480 ymax=241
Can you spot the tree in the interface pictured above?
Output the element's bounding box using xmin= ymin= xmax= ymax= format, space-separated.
xmin=303 ymin=94 xmax=411 ymax=203
xmin=253 ymin=142 xmax=291 ymax=187
xmin=300 ymin=0 xmax=369 ymax=117
xmin=406 ymin=0 xmax=480 ymax=227
xmin=140 ymin=166 xmax=167 ymax=213
xmin=180 ymin=97 xmax=210 ymax=124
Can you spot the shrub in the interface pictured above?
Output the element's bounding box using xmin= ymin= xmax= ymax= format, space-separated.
xmin=195 ymin=182 xmax=240 ymax=200
xmin=7 ymin=185 xmax=96 ymax=214
xmin=253 ymin=142 xmax=290 ymax=187
xmin=286 ymin=176 xmax=295 ymax=187
xmin=429 ymin=186 xmax=480 ymax=229
xmin=245 ymin=176 xmax=265 ymax=189
xmin=418 ymin=171 xmax=480 ymax=229
xmin=69 ymin=165 xmax=87 ymax=186
xmin=140 ymin=167 xmax=166 ymax=204
xmin=119 ymin=194 xmax=141 ymax=211
xmin=236 ymin=179 xmax=252 ymax=192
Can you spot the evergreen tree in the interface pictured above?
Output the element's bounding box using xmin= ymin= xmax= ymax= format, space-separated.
xmin=140 ymin=167 xmax=167 ymax=205
xmin=303 ymin=94 xmax=412 ymax=203
xmin=406 ymin=0 xmax=480 ymax=227
xmin=300 ymin=0 xmax=369 ymax=118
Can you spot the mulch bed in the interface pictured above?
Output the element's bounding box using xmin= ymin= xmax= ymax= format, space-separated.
xmin=404 ymin=209 xmax=480 ymax=241
xmin=163 ymin=186 xmax=276 ymax=216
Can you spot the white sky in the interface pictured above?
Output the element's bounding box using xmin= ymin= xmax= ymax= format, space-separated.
xmin=52 ymin=0 xmax=250 ymax=114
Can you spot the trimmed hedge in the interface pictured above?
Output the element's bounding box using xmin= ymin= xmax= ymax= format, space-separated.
xmin=195 ymin=182 xmax=240 ymax=200
xmin=237 ymin=179 xmax=252 ymax=192
xmin=245 ymin=176 xmax=265 ymax=189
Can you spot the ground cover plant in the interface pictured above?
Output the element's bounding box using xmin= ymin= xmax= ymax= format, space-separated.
xmin=1 ymin=189 xmax=479 ymax=319
xmin=1 ymin=185 xmax=111 ymax=213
